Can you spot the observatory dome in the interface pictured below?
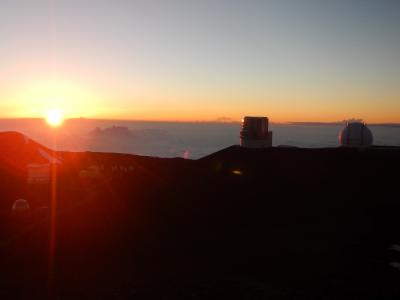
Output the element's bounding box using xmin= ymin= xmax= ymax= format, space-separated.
xmin=339 ymin=122 xmax=373 ymax=147
xmin=12 ymin=199 xmax=30 ymax=215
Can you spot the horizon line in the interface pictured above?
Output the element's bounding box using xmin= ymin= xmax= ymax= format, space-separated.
xmin=0 ymin=117 xmax=400 ymax=126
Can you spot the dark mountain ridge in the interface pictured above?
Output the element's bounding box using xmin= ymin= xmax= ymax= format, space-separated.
xmin=1 ymin=131 xmax=400 ymax=299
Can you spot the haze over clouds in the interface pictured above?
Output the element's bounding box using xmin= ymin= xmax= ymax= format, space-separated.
xmin=0 ymin=119 xmax=399 ymax=158
xmin=1 ymin=0 xmax=400 ymax=122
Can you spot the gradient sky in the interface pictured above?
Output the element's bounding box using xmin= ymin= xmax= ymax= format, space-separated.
xmin=1 ymin=0 xmax=399 ymax=122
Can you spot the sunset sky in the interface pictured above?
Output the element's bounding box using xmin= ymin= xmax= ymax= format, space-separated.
xmin=1 ymin=0 xmax=399 ymax=123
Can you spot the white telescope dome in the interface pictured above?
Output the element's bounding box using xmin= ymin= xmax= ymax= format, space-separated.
xmin=339 ymin=122 xmax=373 ymax=147
xmin=12 ymin=199 xmax=30 ymax=215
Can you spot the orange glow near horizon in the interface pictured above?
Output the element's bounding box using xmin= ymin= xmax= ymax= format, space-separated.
xmin=3 ymin=107 xmax=400 ymax=124
xmin=1 ymin=78 xmax=400 ymax=124
xmin=2 ymin=78 xmax=105 ymax=120
xmin=46 ymin=108 xmax=64 ymax=127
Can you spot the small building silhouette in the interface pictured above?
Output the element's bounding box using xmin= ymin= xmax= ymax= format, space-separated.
xmin=240 ymin=116 xmax=273 ymax=148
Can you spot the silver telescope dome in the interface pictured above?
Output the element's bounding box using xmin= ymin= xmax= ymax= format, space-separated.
xmin=339 ymin=122 xmax=373 ymax=147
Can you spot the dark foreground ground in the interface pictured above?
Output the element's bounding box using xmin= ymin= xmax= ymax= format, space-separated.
xmin=1 ymin=132 xmax=400 ymax=299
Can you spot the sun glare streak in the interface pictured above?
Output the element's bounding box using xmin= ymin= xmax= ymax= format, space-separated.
xmin=47 ymin=132 xmax=58 ymax=298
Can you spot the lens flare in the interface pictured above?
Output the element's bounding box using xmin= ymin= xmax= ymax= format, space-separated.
xmin=46 ymin=109 xmax=64 ymax=127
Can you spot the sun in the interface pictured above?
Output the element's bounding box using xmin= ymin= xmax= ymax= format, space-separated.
xmin=45 ymin=108 xmax=64 ymax=127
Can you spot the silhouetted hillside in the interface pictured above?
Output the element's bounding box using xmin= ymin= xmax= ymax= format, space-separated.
xmin=1 ymin=132 xmax=400 ymax=299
